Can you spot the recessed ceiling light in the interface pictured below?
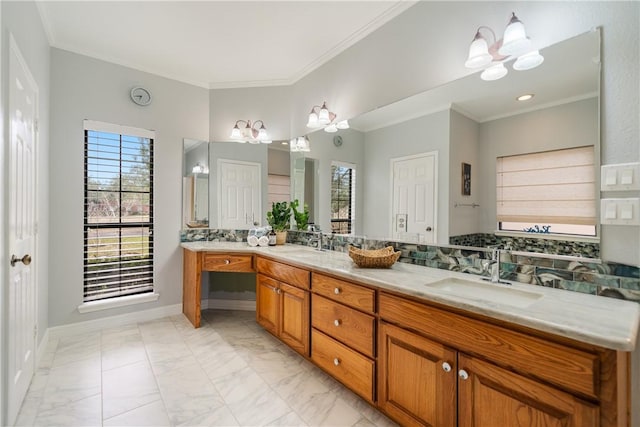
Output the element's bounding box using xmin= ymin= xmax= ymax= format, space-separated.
xmin=281 ymin=141 xmax=289 ymax=145
xmin=516 ymin=94 xmax=534 ymax=101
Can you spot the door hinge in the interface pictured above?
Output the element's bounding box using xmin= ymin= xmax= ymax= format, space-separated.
xmin=33 ymin=325 xmax=38 ymax=339
xmin=34 ymin=119 xmax=39 ymax=133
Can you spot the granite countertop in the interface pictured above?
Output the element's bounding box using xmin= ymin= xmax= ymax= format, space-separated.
xmin=181 ymin=241 xmax=640 ymax=352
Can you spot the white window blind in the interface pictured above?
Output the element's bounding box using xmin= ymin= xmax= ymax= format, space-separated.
xmin=83 ymin=121 xmax=155 ymax=302
xmin=496 ymin=146 xmax=596 ymax=227
xmin=331 ymin=162 xmax=356 ymax=234
xmin=267 ymin=174 xmax=290 ymax=205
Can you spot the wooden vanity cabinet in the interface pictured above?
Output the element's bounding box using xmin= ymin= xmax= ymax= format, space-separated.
xmin=182 ymin=249 xmax=254 ymax=328
xmin=310 ymin=273 xmax=377 ymax=402
xmin=256 ymin=258 xmax=310 ymax=356
xmin=378 ymin=291 xmax=617 ymax=427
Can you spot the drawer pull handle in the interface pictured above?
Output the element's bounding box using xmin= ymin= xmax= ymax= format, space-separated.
xmin=333 ymin=358 xmax=340 ymax=366
xmin=224 ymin=259 xmax=230 ymax=265
xmin=442 ymin=362 xmax=451 ymax=373
xmin=334 ymin=287 xmax=341 ymax=295
xmin=458 ymin=369 xmax=469 ymax=380
xmin=333 ymin=319 xmax=341 ymax=327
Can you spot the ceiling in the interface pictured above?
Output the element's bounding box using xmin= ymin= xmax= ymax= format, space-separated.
xmin=36 ymin=1 xmax=415 ymax=89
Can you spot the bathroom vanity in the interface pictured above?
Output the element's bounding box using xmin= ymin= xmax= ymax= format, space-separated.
xmin=182 ymin=242 xmax=639 ymax=427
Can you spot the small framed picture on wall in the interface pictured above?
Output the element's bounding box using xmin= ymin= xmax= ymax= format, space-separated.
xmin=462 ymin=162 xmax=471 ymax=196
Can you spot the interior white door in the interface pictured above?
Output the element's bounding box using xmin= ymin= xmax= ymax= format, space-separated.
xmin=391 ymin=152 xmax=437 ymax=243
xmin=8 ymin=35 xmax=38 ymax=425
xmin=218 ymin=160 xmax=261 ymax=229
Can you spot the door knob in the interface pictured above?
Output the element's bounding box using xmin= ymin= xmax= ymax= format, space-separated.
xmin=426 ymin=227 xmax=433 ymax=232
xmin=458 ymin=369 xmax=469 ymax=380
xmin=11 ymin=254 xmax=31 ymax=267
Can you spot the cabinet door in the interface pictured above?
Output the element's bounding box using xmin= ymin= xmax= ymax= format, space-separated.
xmin=378 ymin=322 xmax=456 ymax=427
xmin=458 ymin=354 xmax=598 ymax=427
xmin=279 ymin=282 xmax=309 ymax=356
xmin=256 ymin=274 xmax=279 ymax=335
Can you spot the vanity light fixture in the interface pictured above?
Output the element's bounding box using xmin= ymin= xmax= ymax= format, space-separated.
xmin=306 ymin=101 xmax=350 ymax=133
xmin=229 ymin=119 xmax=272 ymax=144
xmin=191 ymin=162 xmax=209 ymax=174
xmin=290 ymin=136 xmax=311 ymax=153
xmin=465 ymin=12 xmax=544 ymax=81
xmin=516 ymin=93 xmax=534 ymax=101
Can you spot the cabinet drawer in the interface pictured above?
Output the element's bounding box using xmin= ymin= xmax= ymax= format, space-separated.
xmin=311 ymin=329 xmax=375 ymax=402
xmin=202 ymin=254 xmax=253 ymax=272
xmin=312 ymin=273 xmax=375 ymax=313
xmin=379 ymin=293 xmax=599 ymax=399
xmin=312 ymin=294 xmax=375 ymax=358
xmin=257 ymin=257 xmax=310 ymax=289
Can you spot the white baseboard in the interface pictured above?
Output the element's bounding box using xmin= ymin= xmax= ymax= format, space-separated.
xmin=202 ymin=299 xmax=256 ymax=311
xmin=36 ymin=328 xmax=50 ymax=367
xmin=47 ymin=303 xmax=182 ymax=340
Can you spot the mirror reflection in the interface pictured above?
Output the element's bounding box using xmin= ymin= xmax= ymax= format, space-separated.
xmin=182 ymin=139 xmax=209 ymax=228
xmin=294 ymin=29 xmax=600 ymax=247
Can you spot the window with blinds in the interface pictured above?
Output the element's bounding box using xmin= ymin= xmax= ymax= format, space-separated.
xmin=84 ymin=121 xmax=154 ymax=302
xmin=331 ymin=162 xmax=355 ymax=234
xmin=496 ymin=145 xmax=596 ymax=236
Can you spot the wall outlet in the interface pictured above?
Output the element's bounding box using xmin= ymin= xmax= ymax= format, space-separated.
xmin=601 ymin=163 xmax=640 ymax=191
xmin=600 ymin=198 xmax=640 ymax=225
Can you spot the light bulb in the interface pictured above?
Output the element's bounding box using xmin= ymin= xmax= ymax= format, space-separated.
xmin=513 ymin=50 xmax=544 ymax=71
xmin=307 ymin=111 xmax=319 ymax=128
xmin=324 ymin=124 xmax=338 ymax=133
xmin=230 ymin=125 xmax=241 ymax=139
xmin=499 ymin=12 xmax=531 ymax=56
xmin=318 ymin=102 xmax=331 ymax=125
xmin=336 ymin=120 xmax=349 ymax=129
xmin=465 ymin=31 xmax=493 ymax=68
xmin=481 ymin=63 xmax=508 ymax=81
xmin=257 ymin=127 xmax=268 ymax=141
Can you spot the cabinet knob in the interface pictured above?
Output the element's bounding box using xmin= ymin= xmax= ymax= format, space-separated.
xmin=333 ymin=319 xmax=341 ymax=327
xmin=458 ymin=369 xmax=469 ymax=380
xmin=276 ymin=288 xmax=281 ymax=295
xmin=333 ymin=358 xmax=340 ymax=366
xmin=442 ymin=362 xmax=452 ymax=373
xmin=334 ymin=287 xmax=341 ymax=295
xmin=224 ymin=259 xmax=230 ymax=265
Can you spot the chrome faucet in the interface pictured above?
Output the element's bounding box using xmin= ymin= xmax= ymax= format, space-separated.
xmin=484 ymin=247 xmax=510 ymax=285
xmin=308 ymin=231 xmax=324 ymax=251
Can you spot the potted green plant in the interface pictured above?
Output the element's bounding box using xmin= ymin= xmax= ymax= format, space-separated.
xmin=266 ymin=201 xmax=291 ymax=245
xmin=290 ymin=199 xmax=309 ymax=231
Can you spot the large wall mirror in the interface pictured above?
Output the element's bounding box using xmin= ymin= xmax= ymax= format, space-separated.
xmin=182 ymin=139 xmax=210 ymax=228
xmin=293 ymin=29 xmax=601 ymax=248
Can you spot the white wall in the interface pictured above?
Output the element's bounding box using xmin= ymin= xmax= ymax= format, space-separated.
xmin=2 ymin=0 xmax=51 ymax=350
xmin=449 ymin=109 xmax=481 ymax=238
xmin=477 ymin=97 xmax=599 ymax=234
xmin=362 ymin=109 xmax=450 ymax=243
xmin=209 ymin=86 xmax=292 ymax=142
xmin=268 ymin=148 xmax=290 ymax=176
xmin=49 ymin=48 xmax=209 ymax=327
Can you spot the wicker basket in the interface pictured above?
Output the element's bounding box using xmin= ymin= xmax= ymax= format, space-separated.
xmin=348 ymin=245 xmax=401 ymax=268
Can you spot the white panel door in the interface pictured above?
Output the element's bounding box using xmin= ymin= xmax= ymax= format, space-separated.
xmin=391 ymin=152 xmax=437 ymax=243
xmin=218 ymin=160 xmax=261 ymax=229
xmin=8 ymin=35 xmax=38 ymax=426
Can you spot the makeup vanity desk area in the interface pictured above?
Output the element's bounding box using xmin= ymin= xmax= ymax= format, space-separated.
xmin=182 ymin=242 xmax=640 ymax=427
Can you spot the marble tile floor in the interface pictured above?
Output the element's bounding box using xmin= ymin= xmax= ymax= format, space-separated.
xmin=15 ymin=310 xmax=397 ymax=427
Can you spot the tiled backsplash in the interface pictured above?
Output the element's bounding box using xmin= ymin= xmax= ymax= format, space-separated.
xmin=181 ymin=229 xmax=639 ymax=302
xmin=449 ymin=233 xmax=600 ymax=258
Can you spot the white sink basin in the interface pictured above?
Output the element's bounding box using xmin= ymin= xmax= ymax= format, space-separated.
xmin=427 ymin=277 xmax=543 ymax=308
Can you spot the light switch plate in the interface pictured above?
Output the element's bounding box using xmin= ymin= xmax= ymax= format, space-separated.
xmin=601 ymin=198 xmax=640 ymax=225
xmin=601 ymin=163 xmax=640 ymax=191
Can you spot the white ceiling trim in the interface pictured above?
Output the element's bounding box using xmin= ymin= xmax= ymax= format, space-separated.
xmin=207 ymin=1 xmax=417 ymax=90
xmin=38 ymin=0 xmax=417 ymax=90
xmin=479 ymin=92 xmax=599 ymax=123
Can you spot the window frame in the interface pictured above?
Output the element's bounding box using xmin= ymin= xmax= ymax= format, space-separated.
xmin=330 ymin=161 xmax=356 ymax=235
xmin=82 ymin=120 xmax=155 ymax=305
